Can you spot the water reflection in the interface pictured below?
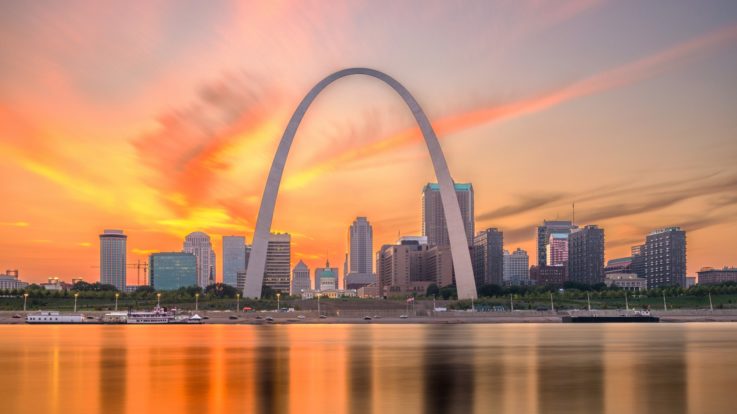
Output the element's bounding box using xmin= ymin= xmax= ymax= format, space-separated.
xmin=536 ymin=327 xmax=604 ymax=413
xmin=0 ymin=324 xmax=736 ymax=414
xmin=422 ymin=327 xmax=474 ymax=414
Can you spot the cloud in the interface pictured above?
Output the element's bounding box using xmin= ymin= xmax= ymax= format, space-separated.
xmin=576 ymin=174 xmax=737 ymax=224
xmin=131 ymin=72 xmax=282 ymax=211
xmin=477 ymin=193 xmax=568 ymax=222
xmin=282 ymin=23 xmax=737 ymax=188
xmin=0 ymin=221 xmax=29 ymax=227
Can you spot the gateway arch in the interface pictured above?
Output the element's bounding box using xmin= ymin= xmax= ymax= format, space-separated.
xmin=243 ymin=67 xmax=478 ymax=300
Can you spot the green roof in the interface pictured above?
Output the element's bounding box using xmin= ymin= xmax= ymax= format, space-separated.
xmin=424 ymin=182 xmax=472 ymax=191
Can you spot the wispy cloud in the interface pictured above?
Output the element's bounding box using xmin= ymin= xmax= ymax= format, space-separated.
xmin=282 ymin=23 xmax=737 ymax=189
xmin=0 ymin=221 xmax=29 ymax=227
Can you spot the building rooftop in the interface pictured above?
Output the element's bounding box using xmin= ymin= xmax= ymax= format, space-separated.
xmin=424 ymin=183 xmax=472 ymax=192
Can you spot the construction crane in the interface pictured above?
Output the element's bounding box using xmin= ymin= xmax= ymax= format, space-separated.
xmin=90 ymin=259 xmax=149 ymax=286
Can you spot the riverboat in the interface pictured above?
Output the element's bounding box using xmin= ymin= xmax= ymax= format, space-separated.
xmin=26 ymin=311 xmax=86 ymax=324
xmin=562 ymin=311 xmax=659 ymax=323
xmin=126 ymin=306 xmax=176 ymax=324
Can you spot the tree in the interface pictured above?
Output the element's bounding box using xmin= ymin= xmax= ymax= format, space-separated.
xmin=261 ymin=285 xmax=275 ymax=299
xmin=478 ymin=284 xmax=503 ymax=297
xmin=426 ymin=284 xmax=440 ymax=297
xmin=439 ymin=285 xmax=457 ymax=300
xmin=204 ymin=283 xmax=238 ymax=298
xmin=134 ymin=285 xmax=156 ymax=295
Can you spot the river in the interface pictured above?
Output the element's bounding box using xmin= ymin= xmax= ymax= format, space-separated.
xmin=1 ymin=323 xmax=735 ymax=413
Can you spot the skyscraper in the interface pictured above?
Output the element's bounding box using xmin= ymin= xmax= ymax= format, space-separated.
xmin=222 ymin=236 xmax=246 ymax=288
xmin=345 ymin=217 xmax=375 ymax=290
xmin=264 ymin=233 xmax=291 ymax=293
xmin=643 ymin=227 xmax=686 ymax=288
xmin=536 ymin=220 xmax=577 ymax=266
xmin=349 ymin=217 xmax=373 ymax=274
xmin=149 ymin=252 xmax=197 ymax=290
xmin=546 ymin=233 xmax=569 ymax=266
xmin=99 ymin=229 xmax=127 ymax=290
xmin=503 ymin=248 xmax=529 ymax=284
xmin=291 ymin=260 xmax=311 ymax=295
xmin=422 ymin=183 xmax=474 ymax=247
xmin=472 ymin=228 xmax=504 ymax=286
xmin=183 ymin=232 xmax=215 ymax=288
xmin=567 ymin=225 xmax=605 ymax=285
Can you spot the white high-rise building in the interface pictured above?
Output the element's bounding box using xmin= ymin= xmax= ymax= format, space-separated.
xmin=222 ymin=236 xmax=246 ymax=288
xmin=100 ymin=229 xmax=127 ymax=290
xmin=183 ymin=232 xmax=216 ymax=288
xmin=503 ymin=248 xmax=529 ymax=284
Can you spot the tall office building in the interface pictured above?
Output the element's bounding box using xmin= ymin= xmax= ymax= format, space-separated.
xmin=100 ymin=229 xmax=127 ymax=290
xmin=264 ymin=233 xmax=291 ymax=293
xmin=567 ymin=225 xmax=605 ymax=285
xmin=183 ymin=232 xmax=215 ymax=288
xmin=643 ymin=227 xmax=686 ymax=288
xmin=291 ymin=260 xmax=311 ymax=295
xmin=346 ymin=217 xmax=375 ymax=290
xmin=536 ymin=220 xmax=577 ymax=266
xmin=149 ymin=252 xmax=197 ymax=290
xmin=472 ymin=228 xmax=504 ymax=286
xmin=422 ymin=183 xmax=474 ymax=247
xmin=503 ymin=248 xmax=530 ymax=284
xmin=349 ymin=217 xmax=373 ymax=274
xmin=222 ymin=236 xmax=246 ymax=288
xmin=546 ymin=233 xmax=569 ymax=266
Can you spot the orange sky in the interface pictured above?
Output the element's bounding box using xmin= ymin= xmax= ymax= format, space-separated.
xmin=1 ymin=1 xmax=736 ymax=284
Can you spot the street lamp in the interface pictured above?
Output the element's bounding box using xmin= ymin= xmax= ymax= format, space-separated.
xmin=236 ymin=293 xmax=240 ymax=312
xmin=276 ymin=292 xmax=281 ymax=312
xmin=157 ymin=293 xmax=161 ymax=308
xmin=74 ymin=292 xmax=79 ymax=313
xmin=195 ymin=293 xmax=200 ymax=311
xmin=115 ymin=293 xmax=119 ymax=311
xmin=23 ymin=293 xmax=28 ymax=312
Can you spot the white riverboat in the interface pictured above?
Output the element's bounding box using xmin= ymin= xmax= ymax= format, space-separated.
xmin=26 ymin=311 xmax=86 ymax=324
xmin=126 ymin=306 xmax=176 ymax=324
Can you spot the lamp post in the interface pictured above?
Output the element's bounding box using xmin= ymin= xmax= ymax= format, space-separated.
xmin=550 ymin=292 xmax=555 ymax=313
xmin=709 ymin=292 xmax=714 ymax=311
xmin=510 ymin=294 xmax=514 ymax=312
xmin=23 ymin=293 xmax=28 ymax=312
xmin=662 ymin=291 xmax=667 ymax=311
xmin=157 ymin=292 xmax=161 ymax=308
xmin=237 ymin=293 xmax=240 ymax=312
xmin=195 ymin=293 xmax=199 ymax=311
xmin=115 ymin=293 xmax=119 ymax=311
xmin=73 ymin=292 xmax=79 ymax=313
xmin=276 ymin=292 xmax=281 ymax=312
xmin=317 ymin=294 xmax=321 ymax=317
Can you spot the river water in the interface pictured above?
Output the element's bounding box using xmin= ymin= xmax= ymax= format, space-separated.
xmin=1 ymin=323 xmax=735 ymax=414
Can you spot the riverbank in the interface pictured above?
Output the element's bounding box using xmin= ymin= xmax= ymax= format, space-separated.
xmin=3 ymin=309 xmax=737 ymax=324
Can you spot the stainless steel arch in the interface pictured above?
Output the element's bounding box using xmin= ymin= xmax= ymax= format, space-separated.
xmin=243 ymin=68 xmax=478 ymax=300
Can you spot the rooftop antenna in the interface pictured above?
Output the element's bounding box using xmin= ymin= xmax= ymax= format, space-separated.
xmin=572 ymin=202 xmax=575 ymax=224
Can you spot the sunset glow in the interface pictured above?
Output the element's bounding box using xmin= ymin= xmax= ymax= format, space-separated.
xmin=1 ymin=0 xmax=736 ymax=283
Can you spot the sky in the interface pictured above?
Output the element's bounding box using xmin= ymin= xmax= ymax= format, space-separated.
xmin=1 ymin=0 xmax=736 ymax=284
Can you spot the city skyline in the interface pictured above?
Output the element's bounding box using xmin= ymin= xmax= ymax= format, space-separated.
xmin=2 ymin=1 xmax=737 ymax=283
